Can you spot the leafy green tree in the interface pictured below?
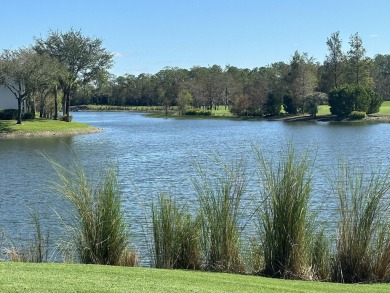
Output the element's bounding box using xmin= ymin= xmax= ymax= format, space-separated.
xmin=347 ymin=33 xmax=372 ymax=87
xmin=286 ymin=51 xmax=318 ymax=114
xmin=283 ymin=94 xmax=297 ymax=114
xmin=0 ymin=48 xmax=60 ymax=124
xmin=329 ymin=84 xmax=382 ymax=117
xmin=230 ymin=94 xmax=250 ymax=116
xmin=34 ymin=29 xmax=113 ymax=121
xmin=303 ymin=95 xmax=319 ymax=117
xmin=321 ymin=31 xmax=345 ymax=92
xmin=177 ymin=90 xmax=192 ymax=115
xmin=264 ymin=92 xmax=281 ymax=116
xmin=372 ymin=54 xmax=390 ymax=100
xmin=325 ymin=32 xmax=345 ymax=88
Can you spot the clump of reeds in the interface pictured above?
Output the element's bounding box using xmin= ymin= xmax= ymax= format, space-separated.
xmin=332 ymin=163 xmax=390 ymax=283
xmin=254 ymin=145 xmax=326 ymax=279
xmin=151 ymin=193 xmax=201 ymax=269
xmin=51 ymin=161 xmax=131 ymax=266
xmin=118 ymin=247 xmax=140 ymax=267
xmin=193 ymin=157 xmax=247 ymax=273
xmin=5 ymin=210 xmax=50 ymax=263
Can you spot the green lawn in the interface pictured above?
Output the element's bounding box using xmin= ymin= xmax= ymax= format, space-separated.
xmin=377 ymin=100 xmax=390 ymax=115
xmin=0 ymin=262 xmax=388 ymax=292
xmin=317 ymin=105 xmax=331 ymax=115
xmin=0 ymin=119 xmax=95 ymax=134
xmin=317 ymin=101 xmax=390 ymax=116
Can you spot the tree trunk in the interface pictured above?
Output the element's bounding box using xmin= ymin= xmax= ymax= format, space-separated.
xmin=62 ymin=92 xmax=66 ymax=116
xmin=66 ymin=92 xmax=71 ymax=121
xmin=17 ymin=97 xmax=22 ymax=124
xmin=54 ymin=85 xmax=58 ymax=120
xmin=39 ymin=94 xmax=45 ymax=118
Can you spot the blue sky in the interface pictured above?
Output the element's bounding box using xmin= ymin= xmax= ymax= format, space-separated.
xmin=1 ymin=0 xmax=389 ymax=76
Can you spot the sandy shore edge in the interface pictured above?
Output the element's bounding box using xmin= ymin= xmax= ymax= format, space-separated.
xmin=0 ymin=128 xmax=103 ymax=139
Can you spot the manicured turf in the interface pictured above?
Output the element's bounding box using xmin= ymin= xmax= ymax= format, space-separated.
xmin=0 ymin=262 xmax=388 ymax=292
xmin=317 ymin=105 xmax=331 ymax=115
xmin=378 ymin=101 xmax=390 ymax=115
xmin=0 ymin=119 xmax=96 ymax=134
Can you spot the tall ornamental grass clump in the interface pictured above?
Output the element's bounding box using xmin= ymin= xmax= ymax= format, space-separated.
xmin=151 ymin=193 xmax=201 ymax=269
xmin=332 ymin=164 xmax=390 ymax=283
xmin=254 ymin=146 xmax=328 ymax=279
xmin=51 ymin=162 xmax=130 ymax=266
xmin=193 ymin=157 xmax=247 ymax=273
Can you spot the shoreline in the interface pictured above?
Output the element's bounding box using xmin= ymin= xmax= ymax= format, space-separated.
xmin=1 ymin=113 xmax=389 ymax=140
xmin=273 ymin=114 xmax=390 ymax=123
xmin=0 ymin=127 xmax=103 ymax=139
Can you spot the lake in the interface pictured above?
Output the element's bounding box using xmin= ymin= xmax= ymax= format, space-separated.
xmin=0 ymin=112 xmax=389 ymax=264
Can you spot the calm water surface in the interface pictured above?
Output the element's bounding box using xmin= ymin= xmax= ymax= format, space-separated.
xmin=1 ymin=112 xmax=389 ymax=263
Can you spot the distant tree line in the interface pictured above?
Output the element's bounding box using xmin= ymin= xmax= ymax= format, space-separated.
xmin=1 ymin=31 xmax=389 ymax=122
xmin=73 ymin=32 xmax=388 ymax=118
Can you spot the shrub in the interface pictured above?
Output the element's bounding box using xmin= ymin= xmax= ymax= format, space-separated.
xmin=367 ymin=90 xmax=383 ymax=114
xmin=332 ymin=164 xmax=390 ymax=283
xmin=193 ymin=157 xmax=247 ymax=273
xmin=303 ymin=95 xmax=319 ymax=117
xmin=184 ymin=110 xmax=197 ymax=115
xmin=184 ymin=109 xmax=211 ymax=116
xmin=328 ymin=84 xmax=383 ymax=117
xmin=59 ymin=115 xmax=73 ymax=122
xmin=152 ymin=193 xmax=201 ymax=269
xmin=348 ymin=111 xmax=366 ymax=120
xmin=0 ymin=109 xmax=18 ymax=120
xmin=264 ymin=93 xmax=282 ymax=116
xmin=50 ymin=162 xmax=130 ymax=265
xmin=283 ymin=95 xmax=298 ymax=115
xmin=22 ymin=112 xmax=35 ymax=120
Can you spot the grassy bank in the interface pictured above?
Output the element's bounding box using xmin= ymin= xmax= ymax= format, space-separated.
xmin=75 ymin=101 xmax=390 ymax=119
xmin=0 ymin=119 xmax=100 ymax=138
xmin=0 ymin=262 xmax=388 ymax=292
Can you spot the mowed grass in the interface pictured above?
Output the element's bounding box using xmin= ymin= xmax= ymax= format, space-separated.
xmin=317 ymin=105 xmax=331 ymax=115
xmin=377 ymin=101 xmax=390 ymax=115
xmin=317 ymin=101 xmax=390 ymax=116
xmin=0 ymin=262 xmax=388 ymax=293
xmin=0 ymin=119 xmax=95 ymax=134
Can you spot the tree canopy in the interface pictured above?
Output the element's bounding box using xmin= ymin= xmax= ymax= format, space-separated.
xmin=1 ymin=30 xmax=388 ymax=121
xmin=34 ymin=29 xmax=113 ymax=120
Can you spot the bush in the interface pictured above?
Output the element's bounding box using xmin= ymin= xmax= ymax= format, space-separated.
xmin=283 ymin=95 xmax=298 ymax=115
xmin=22 ymin=112 xmax=35 ymax=120
xmin=264 ymin=93 xmax=282 ymax=116
xmin=184 ymin=110 xmax=197 ymax=115
xmin=348 ymin=111 xmax=366 ymax=120
xmin=329 ymin=84 xmax=383 ymax=117
xmin=152 ymin=193 xmax=201 ymax=269
xmin=303 ymin=95 xmax=319 ymax=117
xmin=184 ymin=109 xmax=211 ymax=116
xmin=0 ymin=109 xmax=18 ymax=120
xmin=59 ymin=115 xmax=73 ymax=122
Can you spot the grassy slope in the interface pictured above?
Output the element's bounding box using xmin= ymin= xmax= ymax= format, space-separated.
xmin=317 ymin=101 xmax=390 ymax=116
xmin=0 ymin=119 xmax=95 ymax=134
xmin=0 ymin=263 xmax=388 ymax=292
xmin=82 ymin=101 xmax=390 ymax=117
xmin=377 ymin=100 xmax=390 ymax=114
